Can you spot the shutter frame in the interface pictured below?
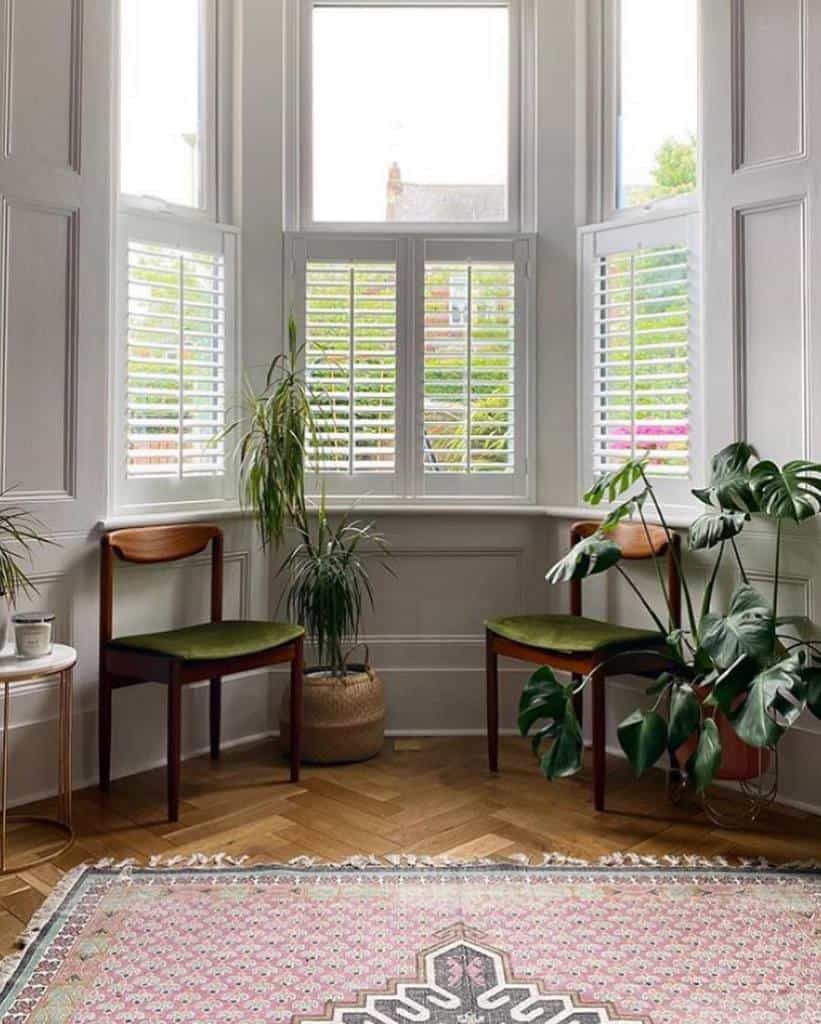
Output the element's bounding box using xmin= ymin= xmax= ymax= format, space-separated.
xmin=579 ymin=211 xmax=699 ymax=505
xmin=114 ymin=213 xmax=238 ymax=513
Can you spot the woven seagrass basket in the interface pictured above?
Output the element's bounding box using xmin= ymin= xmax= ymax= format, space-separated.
xmin=279 ymin=654 xmax=386 ymax=764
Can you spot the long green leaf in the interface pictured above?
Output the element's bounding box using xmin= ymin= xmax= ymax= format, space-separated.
xmin=668 ymin=682 xmax=701 ymax=751
xmin=690 ymin=718 xmax=722 ymax=793
xmin=617 ymin=709 xmax=668 ymax=777
xmin=731 ymin=654 xmax=806 ymax=748
xmin=699 ymin=584 xmax=774 ymax=670
xmin=545 ymin=532 xmax=621 ymax=585
xmin=689 ymin=510 xmax=748 ymax=551
xmin=750 ymin=459 xmax=821 ymax=523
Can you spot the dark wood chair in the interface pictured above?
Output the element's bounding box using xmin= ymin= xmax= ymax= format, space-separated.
xmin=485 ymin=520 xmax=681 ymax=811
xmin=99 ymin=524 xmax=305 ymax=822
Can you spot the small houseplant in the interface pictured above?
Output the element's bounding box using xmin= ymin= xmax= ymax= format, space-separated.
xmin=0 ymin=498 xmax=53 ymax=649
xmin=519 ymin=443 xmax=821 ymax=814
xmin=227 ymin=318 xmax=393 ymax=762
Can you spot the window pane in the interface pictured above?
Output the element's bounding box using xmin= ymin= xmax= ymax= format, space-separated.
xmin=127 ymin=240 xmax=226 ymax=479
xmin=593 ymin=245 xmax=690 ymax=477
xmin=618 ymin=0 xmax=698 ymax=208
xmin=424 ymin=262 xmax=516 ymax=474
xmin=312 ymin=5 xmax=509 ymax=223
xmin=121 ymin=0 xmax=204 ymax=208
xmin=306 ymin=262 xmax=398 ymax=474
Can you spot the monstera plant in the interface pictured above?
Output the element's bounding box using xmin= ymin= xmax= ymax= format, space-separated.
xmin=519 ymin=443 xmax=821 ymax=796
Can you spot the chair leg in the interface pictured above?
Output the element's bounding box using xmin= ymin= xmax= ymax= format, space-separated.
xmin=572 ymin=673 xmax=583 ymax=728
xmin=486 ymin=632 xmax=500 ymax=773
xmin=99 ymin=671 xmax=112 ymax=792
xmin=167 ymin=674 xmax=182 ymax=822
xmin=209 ymin=677 xmax=221 ymax=760
xmin=289 ymin=637 xmax=304 ymax=783
xmin=591 ymin=665 xmax=606 ymax=812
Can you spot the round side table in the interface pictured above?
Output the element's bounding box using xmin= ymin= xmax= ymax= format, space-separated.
xmin=0 ymin=644 xmax=76 ymax=873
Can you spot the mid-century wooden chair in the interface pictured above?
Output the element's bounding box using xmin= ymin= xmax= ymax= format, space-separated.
xmin=485 ymin=520 xmax=680 ymax=812
xmin=99 ymin=524 xmax=305 ymax=822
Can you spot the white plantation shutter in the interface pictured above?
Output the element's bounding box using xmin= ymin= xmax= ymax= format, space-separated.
xmin=582 ymin=214 xmax=698 ymax=497
xmin=423 ymin=261 xmax=516 ymax=475
xmin=117 ymin=214 xmax=237 ymax=510
xmin=289 ymin=234 xmax=532 ymax=501
xmin=305 ymin=260 xmax=397 ymax=474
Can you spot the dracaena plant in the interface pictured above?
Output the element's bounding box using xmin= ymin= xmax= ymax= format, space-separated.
xmin=519 ymin=443 xmax=821 ymax=793
xmin=225 ymin=316 xmax=393 ymax=677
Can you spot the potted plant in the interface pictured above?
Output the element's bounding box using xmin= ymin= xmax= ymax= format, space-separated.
xmin=519 ymin=443 xmax=821 ymax=817
xmin=226 ymin=318 xmax=393 ymax=763
xmin=0 ymin=498 xmax=53 ymax=649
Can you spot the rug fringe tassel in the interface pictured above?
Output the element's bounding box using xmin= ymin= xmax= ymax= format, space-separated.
xmin=88 ymin=850 xmax=821 ymax=872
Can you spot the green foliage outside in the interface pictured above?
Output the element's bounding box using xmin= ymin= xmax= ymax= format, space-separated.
xmin=623 ymin=134 xmax=697 ymax=208
xmin=128 ymin=246 xmax=225 ymax=479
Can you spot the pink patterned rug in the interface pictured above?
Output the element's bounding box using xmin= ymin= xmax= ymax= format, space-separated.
xmin=0 ymin=859 xmax=818 ymax=1023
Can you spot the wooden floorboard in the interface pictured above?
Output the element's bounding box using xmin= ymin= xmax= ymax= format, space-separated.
xmin=1 ymin=734 xmax=820 ymax=956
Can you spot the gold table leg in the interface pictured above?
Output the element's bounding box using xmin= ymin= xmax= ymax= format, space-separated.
xmin=0 ymin=669 xmax=74 ymax=875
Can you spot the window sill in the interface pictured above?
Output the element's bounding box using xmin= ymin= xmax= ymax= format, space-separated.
xmin=99 ymin=502 xmax=702 ymax=530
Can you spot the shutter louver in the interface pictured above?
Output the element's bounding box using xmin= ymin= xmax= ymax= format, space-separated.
xmin=305 ymin=261 xmax=397 ymax=474
xmin=126 ymin=241 xmax=226 ymax=480
xmin=423 ymin=261 xmax=516 ymax=474
xmin=593 ymin=244 xmax=690 ymax=477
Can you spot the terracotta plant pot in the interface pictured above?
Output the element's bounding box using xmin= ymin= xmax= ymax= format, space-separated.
xmin=677 ymin=690 xmax=770 ymax=782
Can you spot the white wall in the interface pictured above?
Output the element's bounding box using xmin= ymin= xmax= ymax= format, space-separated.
xmin=3 ymin=0 xmax=820 ymax=821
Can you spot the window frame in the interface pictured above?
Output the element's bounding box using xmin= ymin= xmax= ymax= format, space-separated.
xmin=289 ymin=0 xmax=533 ymax=235
xmin=599 ymin=0 xmax=700 ymax=222
xmin=578 ymin=209 xmax=703 ymax=510
xmin=112 ymin=212 xmax=240 ymax=517
xmin=118 ymin=0 xmax=219 ymax=221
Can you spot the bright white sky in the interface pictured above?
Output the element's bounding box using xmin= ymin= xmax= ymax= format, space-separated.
xmin=620 ymin=0 xmax=698 ymax=193
xmin=120 ymin=1 xmax=697 ymax=218
xmin=121 ymin=0 xmax=201 ymax=207
xmin=313 ymin=6 xmax=509 ymax=222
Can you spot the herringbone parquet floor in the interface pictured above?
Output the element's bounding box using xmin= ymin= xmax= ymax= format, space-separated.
xmin=1 ymin=735 xmax=819 ymax=955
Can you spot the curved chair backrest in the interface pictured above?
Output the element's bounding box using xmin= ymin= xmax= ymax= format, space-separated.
xmin=570 ymin=519 xmax=669 ymax=559
xmin=105 ymin=524 xmax=221 ymax=565
xmin=100 ymin=524 xmax=224 ymax=648
xmin=569 ymin=519 xmax=681 ymax=629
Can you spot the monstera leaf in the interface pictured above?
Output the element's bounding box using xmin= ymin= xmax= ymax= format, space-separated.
xmin=618 ymin=709 xmax=668 ymax=778
xmin=518 ymin=668 xmax=583 ymax=779
xmin=709 ymin=654 xmax=758 ymax=715
xmin=584 ymin=458 xmax=647 ymax=506
xmin=699 ymin=584 xmax=774 ymax=670
xmin=693 ymin=442 xmax=759 ymax=513
xmin=689 ymin=718 xmax=722 ymax=793
xmin=804 ymin=667 xmax=821 ymax=719
xmin=731 ymin=654 xmax=806 ymax=748
xmin=689 ymin=510 xmax=748 ymax=551
xmin=750 ymin=460 xmax=821 ymax=522
xmin=600 ymin=490 xmax=649 ymax=533
xmin=668 ymin=682 xmax=701 ymax=751
xmin=545 ymin=532 xmax=621 ymax=584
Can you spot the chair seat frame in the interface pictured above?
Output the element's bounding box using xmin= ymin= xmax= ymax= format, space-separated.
xmin=99 ymin=524 xmax=304 ymax=822
xmin=486 ymin=520 xmax=680 ymax=812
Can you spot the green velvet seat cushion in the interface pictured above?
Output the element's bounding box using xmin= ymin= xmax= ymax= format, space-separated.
xmin=108 ymin=620 xmax=304 ymax=662
xmin=486 ymin=614 xmax=663 ymax=653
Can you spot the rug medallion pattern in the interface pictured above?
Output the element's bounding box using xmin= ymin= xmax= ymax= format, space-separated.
xmin=0 ymin=864 xmax=817 ymax=1024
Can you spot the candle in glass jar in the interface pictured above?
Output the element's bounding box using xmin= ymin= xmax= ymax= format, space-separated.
xmin=12 ymin=612 xmax=55 ymax=658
